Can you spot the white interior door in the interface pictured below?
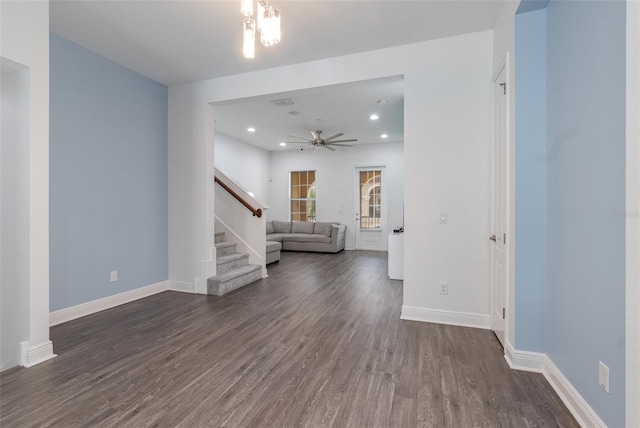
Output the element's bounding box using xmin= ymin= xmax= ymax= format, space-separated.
xmin=354 ymin=166 xmax=387 ymax=251
xmin=490 ymin=58 xmax=509 ymax=347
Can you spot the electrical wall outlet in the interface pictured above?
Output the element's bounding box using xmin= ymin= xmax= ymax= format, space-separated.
xmin=440 ymin=282 xmax=448 ymax=295
xmin=599 ymin=361 xmax=610 ymax=393
xmin=110 ymin=271 xmax=118 ymax=282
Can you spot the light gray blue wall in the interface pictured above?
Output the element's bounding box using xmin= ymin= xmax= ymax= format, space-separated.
xmin=514 ymin=8 xmax=547 ymax=352
xmin=545 ymin=1 xmax=625 ymax=425
xmin=50 ymin=34 xmax=168 ymax=311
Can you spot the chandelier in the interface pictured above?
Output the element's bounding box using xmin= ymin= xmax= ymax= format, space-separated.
xmin=241 ymin=0 xmax=281 ymax=59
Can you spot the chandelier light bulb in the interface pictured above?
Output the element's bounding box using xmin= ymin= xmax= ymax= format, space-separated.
xmin=242 ymin=18 xmax=256 ymax=59
xmin=240 ymin=0 xmax=253 ymax=17
xmin=257 ymin=1 xmax=266 ymax=33
xmin=260 ymin=6 xmax=281 ymax=47
xmin=241 ymin=0 xmax=281 ymax=58
xmin=260 ymin=6 xmax=274 ymax=46
xmin=272 ymin=8 xmax=281 ymax=45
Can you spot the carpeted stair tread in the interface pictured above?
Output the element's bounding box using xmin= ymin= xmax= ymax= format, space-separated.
xmin=209 ymin=263 xmax=260 ymax=282
xmin=215 ymin=241 xmax=237 ymax=257
xmin=207 ymin=264 xmax=262 ymax=296
xmin=216 ymin=252 xmax=250 ymax=274
xmin=216 ymin=252 xmax=249 ymax=264
xmin=214 ymin=232 xmax=225 ymax=244
xmin=215 ymin=242 xmax=236 ymax=250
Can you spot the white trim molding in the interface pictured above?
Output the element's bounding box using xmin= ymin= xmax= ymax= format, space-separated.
xmin=168 ymin=281 xmax=195 ymax=293
xmin=506 ymin=346 xmax=606 ymax=427
xmin=626 ymin=1 xmax=640 ymax=426
xmin=22 ymin=340 xmax=56 ymax=368
xmin=49 ymin=281 xmax=170 ymax=326
xmin=543 ymin=357 xmax=606 ymax=428
xmin=400 ymin=306 xmax=491 ymax=329
xmin=199 ymin=245 xmax=218 ymax=294
xmin=504 ymin=340 xmax=544 ymax=372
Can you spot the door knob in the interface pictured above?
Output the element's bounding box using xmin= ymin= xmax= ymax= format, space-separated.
xmin=489 ymin=234 xmax=497 ymax=242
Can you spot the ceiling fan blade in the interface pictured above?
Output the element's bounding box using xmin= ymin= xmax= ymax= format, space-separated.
xmin=323 ymin=133 xmax=344 ymax=141
xmin=327 ymin=139 xmax=358 ymax=143
xmin=323 ymin=145 xmax=336 ymax=151
xmin=330 ymin=143 xmax=353 ymax=147
xmin=311 ymin=131 xmax=318 ymax=140
xmin=287 ymin=135 xmax=313 ymax=141
xmin=284 ymin=141 xmax=309 ymax=144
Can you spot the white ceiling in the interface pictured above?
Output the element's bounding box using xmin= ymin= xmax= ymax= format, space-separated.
xmin=50 ymin=0 xmax=505 ymax=86
xmin=50 ymin=0 xmax=504 ymax=152
xmin=214 ymin=77 xmax=404 ymax=151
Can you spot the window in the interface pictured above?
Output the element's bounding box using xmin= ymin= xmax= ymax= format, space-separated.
xmin=290 ymin=171 xmax=316 ymax=222
xmin=359 ymin=170 xmax=381 ymax=229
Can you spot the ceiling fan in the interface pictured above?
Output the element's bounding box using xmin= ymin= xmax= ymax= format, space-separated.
xmin=285 ymin=130 xmax=357 ymax=151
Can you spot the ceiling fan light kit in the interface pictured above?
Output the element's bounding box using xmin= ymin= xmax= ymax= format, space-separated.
xmin=241 ymin=0 xmax=281 ymax=59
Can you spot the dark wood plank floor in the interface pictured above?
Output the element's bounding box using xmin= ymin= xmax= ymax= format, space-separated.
xmin=0 ymin=251 xmax=577 ymax=427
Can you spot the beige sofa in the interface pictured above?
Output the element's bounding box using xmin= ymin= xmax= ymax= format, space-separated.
xmin=266 ymin=220 xmax=346 ymax=254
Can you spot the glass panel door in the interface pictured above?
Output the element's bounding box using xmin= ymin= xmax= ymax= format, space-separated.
xmin=359 ymin=170 xmax=381 ymax=229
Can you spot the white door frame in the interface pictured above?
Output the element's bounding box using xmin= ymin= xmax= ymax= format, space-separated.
xmin=626 ymin=2 xmax=640 ymax=425
xmin=490 ymin=53 xmax=511 ymax=347
xmin=353 ymin=165 xmax=388 ymax=251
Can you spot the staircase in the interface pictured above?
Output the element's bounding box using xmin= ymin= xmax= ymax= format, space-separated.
xmin=207 ymin=232 xmax=262 ymax=296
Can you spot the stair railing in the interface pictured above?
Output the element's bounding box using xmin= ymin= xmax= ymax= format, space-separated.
xmin=213 ymin=170 xmax=262 ymax=218
xmin=214 ymin=167 xmax=268 ymax=278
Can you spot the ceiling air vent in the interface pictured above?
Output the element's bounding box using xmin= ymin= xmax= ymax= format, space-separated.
xmin=270 ymin=98 xmax=297 ymax=107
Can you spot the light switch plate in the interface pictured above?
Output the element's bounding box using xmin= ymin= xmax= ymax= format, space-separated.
xmin=599 ymin=361 xmax=610 ymax=393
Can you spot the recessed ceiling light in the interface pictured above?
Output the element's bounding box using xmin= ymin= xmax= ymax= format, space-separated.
xmin=280 ymin=142 xmax=286 ymax=146
xmin=369 ymin=114 xmax=379 ymax=121
xmin=247 ymin=127 xmax=256 ymax=132
xmin=381 ymin=133 xmax=388 ymax=139
xmin=248 ymin=191 xmax=255 ymax=197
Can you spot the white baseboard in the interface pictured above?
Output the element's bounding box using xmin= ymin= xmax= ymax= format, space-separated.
xmin=506 ymin=343 xmax=606 ymax=427
xmin=168 ymin=280 xmax=195 ymax=293
xmin=49 ymin=280 xmax=170 ymax=326
xmin=543 ymin=357 xmax=606 ymax=428
xmin=504 ymin=340 xmax=545 ymax=372
xmin=400 ymin=305 xmax=491 ymax=329
xmin=22 ymin=340 xmax=56 ymax=368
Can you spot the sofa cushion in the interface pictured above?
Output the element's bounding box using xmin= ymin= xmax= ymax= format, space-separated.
xmin=266 ymin=241 xmax=282 ymax=252
xmin=266 ymin=233 xmax=283 ymax=242
xmin=313 ymin=222 xmax=334 ymax=237
xmin=282 ymin=233 xmax=310 ymax=243
xmin=266 ymin=221 xmax=274 ymax=234
xmin=305 ymin=234 xmax=331 ymax=244
xmin=291 ymin=221 xmax=314 ymax=234
xmin=272 ymin=220 xmax=292 ymax=234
